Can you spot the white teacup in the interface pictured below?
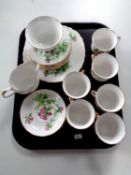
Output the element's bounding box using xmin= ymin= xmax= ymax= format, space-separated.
xmin=62 ymin=71 xmax=91 ymax=99
xmin=2 ymin=62 xmax=39 ymax=98
xmin=91 ymin=53 xmax=119 ymax=81
xmin=25 ymin=16 xmax=63 ymax=51
xmin=66 ymin=99 xmax=95 ymax=130
xmin=95 ymin=113 xmax=126 ymax=144
xmin=91 ymin=84 xmax=125 ymax=112
xmin=91 ymin=28 xmax=120 ymax=52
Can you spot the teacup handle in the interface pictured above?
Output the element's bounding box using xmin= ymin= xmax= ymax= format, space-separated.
xmin=81 ymin=69 xmax=85 ymax=73
xmin=91 ymin=52 xmax=104 ymax=59
xmin=91 ymin=54 xmax=95 ymax=59
xmin=2 ymin=87 xmax=15 ymax=98
xmin=95 ymin=112 xmax=100 ymax=120
xmin=69 ymin=97 xmax=74 ymax=103
xmin=91 ymin=90 xmax=96 ymax=97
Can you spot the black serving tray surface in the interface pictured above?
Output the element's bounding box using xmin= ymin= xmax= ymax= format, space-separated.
xmin=12 ymin=23 xmax=123 ymax=149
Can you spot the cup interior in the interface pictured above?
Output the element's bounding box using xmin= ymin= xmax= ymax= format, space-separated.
xmin=62 ymin=72 xmax=91 ymax=99
xmin=9 ymin=63 xmax=38 ymax=92
xmin=25 ymin=16 xmax=63 ymax=50
xmin=95 ymin=113 xmax=125 ymax=144
xmin=92 ymin=53 xmax=119 ymax=79
xmin=96 ymin=84 xmax=125 ymax=112
xmin=92 ymin=28 xmax=118 ymax=51
xmin=67 ymin=100 xmax=95 ymax=129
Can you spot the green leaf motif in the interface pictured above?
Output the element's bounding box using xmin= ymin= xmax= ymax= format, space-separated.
xmin=34 ymin=94 xmax=48 ymax=109
xmin=24 ymin=113 xmax=34 ymax=124
xmin=69 ymin=32 xmax=77 ymax=41
xmin=36 ymin=49 xmax=43 ymax=56
xmin=46 ymin=122 xmax=53 ymax=129
xmin=36 ymin=40 xmax=69 ymax=63
xmin=44 ymin=61 xmax=71 ymax=76
xmin=34 ymin=93 xmax=63 ymax=116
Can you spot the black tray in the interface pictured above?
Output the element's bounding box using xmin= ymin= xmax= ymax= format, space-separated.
xmin=12 ymin=22 xmax=123 ymax=149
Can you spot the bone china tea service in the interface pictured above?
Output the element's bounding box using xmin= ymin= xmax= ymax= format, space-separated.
xmin=3 ymin=16 xmax=126 ymax=147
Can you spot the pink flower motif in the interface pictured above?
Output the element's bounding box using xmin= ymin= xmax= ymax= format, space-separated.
xmin=47 ymin=112 xmax=52 ymax=116
xmin=27 ymin=119 xmax=31 ymax=124
xmin=38 ymin=107 xmax=47 ymax=120
xmin=45 ymin=126 xmax=49 ymax=130
xmin=40 ymin=108 xmax=45 ymax=114
xmin=25 ymin=114 xmax=34 ymax=124
xmin=40 ymin=115 xmax=47 ymax=120
xmin=26 ymin=120 xmax=29 ymax=124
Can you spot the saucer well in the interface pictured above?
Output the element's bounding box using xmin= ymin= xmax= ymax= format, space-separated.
xmin=20 ymin=89 xmax=66 ymax=137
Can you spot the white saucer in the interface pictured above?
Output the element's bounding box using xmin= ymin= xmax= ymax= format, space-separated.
xmin=20 ymin=89 xmax=66 ymax=137
xmin=23 ymin=25 xmax=85 ymax=82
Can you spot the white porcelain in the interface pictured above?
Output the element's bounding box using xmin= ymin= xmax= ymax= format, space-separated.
xmin=91 ymin=53 xmax=119 ymax=81
xmin=20 ymin=89 xmax=66 ymax=137
xmin=66 ymin=100 xmax=95 ymax=130
xmin=23 ymin=26 xmax=85 ymax=83
xmin=91 ymin=28 xmax=120 ymax=52
xmin=91 ymin=84 xmax=125 ymax=112
xmin=24 ymin=26 xmax=71 ymax=68
xmin=95 ymin=113 xmax=126 ymax=144
xmin=25 ymin=16 xmax=63 ymax=51
xmin=62 ymin=72 xmax=91 ymax=99
xmin=2 ymin=62 xmax=39 ymax=98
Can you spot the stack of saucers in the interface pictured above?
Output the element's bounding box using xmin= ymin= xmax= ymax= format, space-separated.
xmin=23 ymin=16 xmax=85 ymax=82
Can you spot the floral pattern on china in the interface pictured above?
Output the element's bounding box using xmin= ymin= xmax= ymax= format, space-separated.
xmin=23 ymin=26 xmax=85 ymax=83
xmin=20 ymin=89 xmax=66 ymax=136
xmin=26 ymin=26 xmax=72 ymax=66
xmin=35 ymin=41 xmax=69 ymax=63
xmin=35 ymin=32 xmax=77 ymax=64
xmin=24 ymin=93 xmax=63 ymax=130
